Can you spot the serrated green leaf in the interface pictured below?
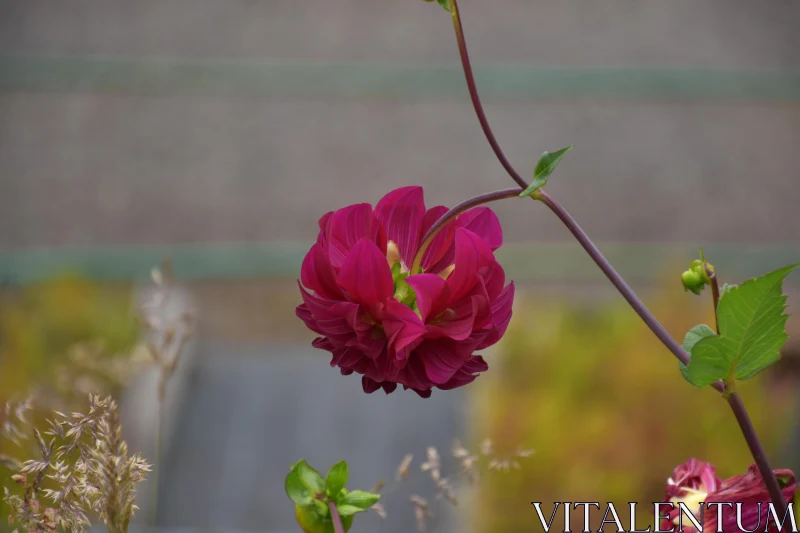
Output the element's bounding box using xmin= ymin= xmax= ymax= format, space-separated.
xmin=325 ymin=461 xmax=348 ymax=499
xmin=721 ymin=283 xmax=737 ymax=296
xmin=336 ymin=505 xmax=367 ymax=517
xmin=339 ymin=490 xmax=381 ymax=509
xmin=683 ymin=264 xmax=798 ymax=387
xmin=519 ymin=145 xmax=573 ymax=198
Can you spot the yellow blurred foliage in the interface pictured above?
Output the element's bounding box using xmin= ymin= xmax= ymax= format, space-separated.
xmin=0 ymin=275 xmax=138 ymax=396
xmin=471 ymin=281 xmax=796 ymax=532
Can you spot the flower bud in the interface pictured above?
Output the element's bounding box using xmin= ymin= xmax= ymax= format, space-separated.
xmin=681 ymin=259 xmax=710 ymax=295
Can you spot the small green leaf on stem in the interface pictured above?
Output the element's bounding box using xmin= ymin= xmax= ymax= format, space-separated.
xmin=286 ymin=460 xmax=326 ymax=505
xmin=335 ymin=505 xmax=366 ymax=518
xmin=682 ymin=264 xmax=798 ymax=388
xmin=338 ymin=490 xmax=381 ymax=509
xmin=326 ymin=461 xmax=348 ymax=499
xmin=286 ymin=466 xmax=313 ymax=506
xmin=679 ymin=324 xmax=717 ymax=383
xmin=423 ymin=0 xmax=452 ymax=12
xmin=519 ymin=146 xmax=573 ymax=198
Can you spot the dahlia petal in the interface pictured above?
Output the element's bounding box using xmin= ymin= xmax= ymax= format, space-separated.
xmin=299 ymin=284 xmax=365 ymax=347
xmin=438 ymin=356 xmax=489 ymax=390
xmin=703 ymin=465 xmax=796 ymax=533
xmin=406 ymin=386 xmax=432 ymax=398
xmin=374 ymin=186 xmax=426 ymax=266
xmin=446 ymin=228 xmax=495 ymax=303
xmin=318 ymin=211 xmax=334 ymax=231
xmin=416 ymin=339 xmax=472 ymax=385
xmin=346 ymin=331 xmax=386 ymax=360
xmin=362 ymin=376 xmax=383 ymax=394
xmin=312 ymin=337 xmax=334 ymax=351
xmin=456 ymin=207 xmax=503 ymax=250
xmin=420 ymin=205 xmax=456 ymax=271
xmin=300 ymin=243 xmax=341 ymax=299
xmin=331 ymin=347 xmax=365 ymax=369
xmin=296 ymin=304 xmax=323 ymax=335
xmin=405 ymin=273 xmax=450 ymax=320
xmin=481 ymin=260 xmax=507 ymax=301
xmin=478 ymin=282 xmax=515 ymax=349
xmin=326 ymin=204 xmax=386 ymax=268
xmin=383 ymin=299 xmax=427 ymax=359
xmin=337 ymin=239 xmax=394 ymax=312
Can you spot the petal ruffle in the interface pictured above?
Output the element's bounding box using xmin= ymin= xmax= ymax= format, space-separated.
xmin=337 ymin=238 xmax=394 ymax=314
xmin=326 ymin=204 xmax=387 ymax=268
xmin=374 ymin=186 xmax=426 ymax=266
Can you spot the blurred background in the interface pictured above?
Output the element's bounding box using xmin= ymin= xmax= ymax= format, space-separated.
xmin=1 ymin=1 xmax=799 ymax=532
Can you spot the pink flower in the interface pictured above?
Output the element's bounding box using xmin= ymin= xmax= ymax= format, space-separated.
xmin=663 ymin=459 xmax=796 ymax=533
xmin=296 ymin=186 xmax=515 ymax=397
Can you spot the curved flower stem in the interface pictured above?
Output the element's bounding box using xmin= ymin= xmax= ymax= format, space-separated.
xmin=705 ymin=264 xmax=721 ymax=333
xmin=410 ymin=187 xmax=523 ymax=273
xmin=535 ymin=191 xmax=721 ymax=390
xmin=727 ymin=392 xmax=789 ymax=517
xmin=447 ymin=0 xmax=787 ymax=513
xmin=450 ymin=0 xmax=528 ymax=190
xmin=328 ymin=500 xmax=345 ymax=533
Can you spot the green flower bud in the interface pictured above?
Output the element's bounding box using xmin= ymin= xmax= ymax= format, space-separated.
xmin=681 ymin=259 xmax=712 ymax=295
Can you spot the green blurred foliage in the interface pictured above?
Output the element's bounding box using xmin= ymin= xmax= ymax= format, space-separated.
xmin=471 ymin=281 xmax=796 ymax=532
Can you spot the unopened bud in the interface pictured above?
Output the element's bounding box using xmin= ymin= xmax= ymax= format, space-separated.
xmin=681 ymin=259 xmax=710 ymax=295
xmin=10 ymin=473 xmax=26 ymax=485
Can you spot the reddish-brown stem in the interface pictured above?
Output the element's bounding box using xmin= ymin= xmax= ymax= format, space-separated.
xmin=410 ymin=187 xmax=522 ymax=273
xmin=328 ymin=500 xmax=345 ymax=533
xmin=450 ymin=0 xmax=528 ymax=190
xmin=706 ymin=264 xmax=721 ymax=333
xmin=447 ymin=0 xmax=787 ymax=514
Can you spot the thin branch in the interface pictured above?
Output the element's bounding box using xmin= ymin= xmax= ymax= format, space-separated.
xmin=411 ymin=187 xmax=523 ymax=273
xmin=450 ymin=0 xmax=528 ymax=190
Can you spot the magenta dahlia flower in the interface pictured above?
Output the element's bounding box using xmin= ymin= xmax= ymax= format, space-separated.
xmin=296 ymin=186 xmax=515 ymax=397
xmin=662 ymin=459 xmax=796 ymax=533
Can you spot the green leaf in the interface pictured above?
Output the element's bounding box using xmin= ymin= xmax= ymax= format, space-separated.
xmin=286 ymin=465 xmax=313 ymax=506
xmin=338 ymin=490 xmax=381 ymax=509
xmin=721 ymin=283 xmax=737 ymax=296
xmin=679 ymin=324 xmax=718 ymax=385
xmin=519 ymin=145 xmax=574 ymax=198
xmin=423 ymin=0 xmax=452 ymax=12
xmin=325 ymin=461 xmax=348 ymax=499
xmin=683 ymin=264 xmax=798 ymax=387
xmin=286 ymin=459 xmax=326 ymax=505
xmin=335 ymin=505 xmax=366 ymax=517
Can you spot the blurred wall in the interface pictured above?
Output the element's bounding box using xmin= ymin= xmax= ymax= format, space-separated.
xmin=1 ymin=0 xmax=799 ymax=249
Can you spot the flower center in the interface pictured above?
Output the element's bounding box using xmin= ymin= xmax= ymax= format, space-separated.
xmin=387 ymin=241 xmax=418 ymax=309
xmin=669 ymin=487 xmax=708 ymax=526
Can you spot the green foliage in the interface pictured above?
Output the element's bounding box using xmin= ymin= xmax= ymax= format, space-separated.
xmin=679 ymin=324 xmax=717 ymax=382
xmin=682 ymin=264 xmax=798 ymax=388
xmin=519 ymin=146 xmax=573 ymax=198
xmin=337 ymin=490 xmax=380 ymax=510
xmin=423 ymin=0 xmax=452 ymax=12
xmin=472 ymin=284 xmax=794 ymax=533
xmin=325 ymin=461 xmax=348 ymax=499
xmin=285 ymin=460 xmax=380 ymax=533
